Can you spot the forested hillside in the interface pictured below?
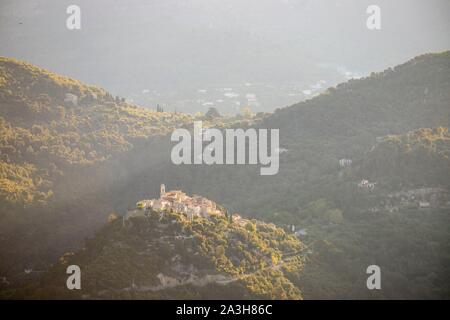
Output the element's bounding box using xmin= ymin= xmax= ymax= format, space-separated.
xmin=0 ymin=57 xmax=262 ymax=280
xmin=1 ymin=52 xmax=449 ymax=299
xmin=0 ymin=57 xmax=192 ymax=207
xmin=3 ymin=209 xmax=305 ymax=300
xmin=123 ymin=52 xmax=450 ymax=220
xmin=101 ymin=52 xmax=450 ymax=299
xmin=359 ymin=127 xmax=450 ymax=189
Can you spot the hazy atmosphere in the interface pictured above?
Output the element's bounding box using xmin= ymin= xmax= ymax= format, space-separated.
xmin=1 ymin=0 xmax=449 ymax=113
xmin=0 ymin=0 xmax=449 ymax=302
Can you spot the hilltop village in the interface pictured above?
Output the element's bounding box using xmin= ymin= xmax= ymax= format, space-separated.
xmin=125 ymin=184 xmax=249 ymax=225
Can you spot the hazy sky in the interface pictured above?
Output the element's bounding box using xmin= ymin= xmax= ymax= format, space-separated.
xmin=1 ymin=0 xmax=449 ymax=108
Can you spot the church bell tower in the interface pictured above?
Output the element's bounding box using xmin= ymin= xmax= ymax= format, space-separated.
xmin=160 ymin=184 xmax=166 ymax=198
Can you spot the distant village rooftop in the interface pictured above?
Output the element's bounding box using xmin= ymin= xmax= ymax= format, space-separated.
xmin=125 ymin=184 xmax=248 ymax=225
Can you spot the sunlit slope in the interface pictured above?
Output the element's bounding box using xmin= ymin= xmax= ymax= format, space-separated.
xmin=7 ymin=208 xmax=305 ymax=300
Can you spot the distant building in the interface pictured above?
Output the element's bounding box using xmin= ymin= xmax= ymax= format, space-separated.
xmin=419 ymin=201 xmax=430 ymax=208
xmin=231 ymin=213 xmax=249 ymax=226
xmin=295 ymin=229 xmax=308 ymax=237
xmin=64 ymin=93 xmax=78 ymax=106
xmin=160 ymin=184 xmax=166 ymax=197
xmin=358 ymin=179 xmax=375 ymax=191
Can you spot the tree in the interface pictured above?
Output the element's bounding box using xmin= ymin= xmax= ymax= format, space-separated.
xmin=271 ymin=252 xmax=281 ymax=266
xmin=245 ymin=222 xmax=256 ymax=233
xmin=306 ymin=198 xmax=330 ymax=219
xmin=215 ymin=245 xmax=225 ymax=257
xmin=241 ymin=106 xmax=253 ymax=119
xmin=55 ymin=106 xmax=66 ymax=120
xmin=205 ymin=107 xmax=221 ymax=119
xmin=326 ymin=209 xmax=344 ymax=224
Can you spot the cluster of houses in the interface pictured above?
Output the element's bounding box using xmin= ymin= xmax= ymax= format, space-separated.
xmin=125 ymin=184 xmax=250 ymax=226
xmin=63 ymin=92 xmax=101 ymax=107
xmin=132 ymin=184 xmax=222 ymax=220
xmin=64 ymin=93 xmax=78 ymax=106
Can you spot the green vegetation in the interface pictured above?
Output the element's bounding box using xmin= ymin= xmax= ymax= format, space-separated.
xmin=360 ymin=127 xmax=450 ymax=189
xmin=0 ymin=57 xmax=266 ymax=207
xmin=1 ymin=52 xmax=450 ymax=299
xmin=0 ymin=56 xmax=266 ymax=287
xmin=0 ymin=56 xmax=191 ymax=206
xmin=5 ymin=209 xmax=305 ymax=299
xmin=112 ymin=52 xmax=449 ymax=299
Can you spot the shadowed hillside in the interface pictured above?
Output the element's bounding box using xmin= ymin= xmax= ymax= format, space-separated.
xmin=3 ymin=207 xmax=305 ymax=300
xmin=1 ymin=52 xmax=449 ymax=299
xmin=0 ymin=57 xmax=263 ymax=281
